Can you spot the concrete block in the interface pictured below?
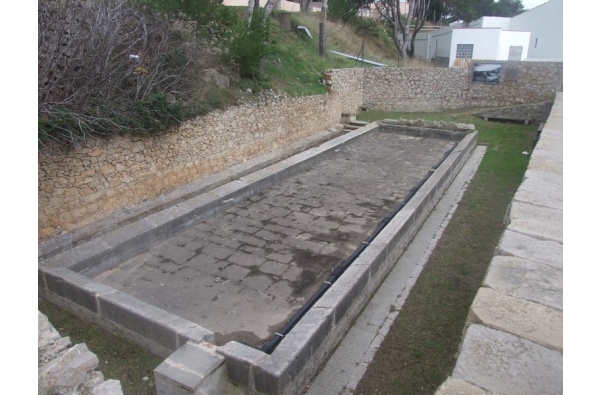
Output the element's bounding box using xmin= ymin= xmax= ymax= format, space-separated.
xmin=98 ymin=291 xmax=184 ymax=351
xmin=213 ymin=179 xmax=250 ymax=200
xmin=255 ymin=308 xmax=335 ymax=394
xmin=218 ymin=341 xmax=267 ymax=389
xmin=513 ymin=170 xmax=562 ymax=211
xmin=468 ymin=288 xmax=562 ymax=352
xmin=483 ymin=255 xmax=562 ymax=310
xmin=434 ymin=377 xmax=486 ymax=395
xmin=507 ymin=201 xmax=562 ymax=243
xmin=42 ymin=237 xmax=112 ymax=269
xmin=453 ymin=324 xmax=562 ymax=395
xmin=155 ymin=341 xmax=226 ymax=395
xmin=239 ymin=167 xmax=279 ymax=195
xmin=175 ymin=321 xmax=216 ymax=347
xmin=496 ymin=229 xmax=562 ymax=269
xmin=41 ymin=266 xmax=117 ymax=313
xmin=314 ymin=262 xmax=370 ymax=325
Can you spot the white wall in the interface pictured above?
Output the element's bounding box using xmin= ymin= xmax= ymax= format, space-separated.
xmin=469 ymin=17 xmax=512 ymax=29
xmin=449 ymin=28 xmax=501 ymax=65
xmin=509 ymin=0 xmax=562 ymax=60
xmin=498 ymin=31 xmax=531 ymax=60
xmin=413 ymin=27 xmax=453 ymax=62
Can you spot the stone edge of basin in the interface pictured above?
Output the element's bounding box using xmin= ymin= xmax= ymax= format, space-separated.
xmin=216 ymin=129 xmax=478 ymax=395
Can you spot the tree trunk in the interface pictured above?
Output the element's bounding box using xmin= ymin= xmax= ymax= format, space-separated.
xmin=264 ymin=0 xmax=276 ymax=18
xmin=319 ymin=0 xmax=327 ymax=57
xmin=300 ymin=0 xmax=310 ymax=12
xmin=245 ymin=0 xmax=254 ymax=25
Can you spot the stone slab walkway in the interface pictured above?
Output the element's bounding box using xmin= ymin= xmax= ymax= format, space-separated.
xmin=92 ymin=129 xmax=456 ymax=347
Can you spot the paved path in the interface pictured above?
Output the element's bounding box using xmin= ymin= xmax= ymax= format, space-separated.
xmin=93 ymin=130 xmax=456 ymax=347
xmin=305 ymin=145 xmax=487 ymax=395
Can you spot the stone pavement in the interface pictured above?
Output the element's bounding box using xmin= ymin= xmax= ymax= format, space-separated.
xmin=305 ymin=144 xmax=487 ymax=395
xmin=92 ymin=129 xmax=456 ymax=348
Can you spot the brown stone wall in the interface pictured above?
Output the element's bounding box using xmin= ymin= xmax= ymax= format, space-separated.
xmin=363 ymin=61 xmax=563 ymax=112
xmin=38 ymin=62 xmax=562 ymax=241
xmin=38 ymin=69 xmax=365 ymax=241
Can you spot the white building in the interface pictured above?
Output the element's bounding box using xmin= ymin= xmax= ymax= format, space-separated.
xmin=413 ymin=0 xmax=562 ymax=67
xmin=510 ymin=0 xmax=562 ymax=61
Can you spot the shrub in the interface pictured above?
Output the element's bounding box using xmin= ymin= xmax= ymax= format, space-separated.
xmin=222 ymin=8 xmax=271 ymax=80
xmin=38 ymin=0 xmax=229 ymax=146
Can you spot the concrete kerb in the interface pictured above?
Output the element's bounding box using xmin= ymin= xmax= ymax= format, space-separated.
xmin=216 ymin=127 xmax=478 ymax=394
xmin=38 ymin=266 xmax=214 ymax=358
xmin=38 ymin=121 xmax=476 ymax=394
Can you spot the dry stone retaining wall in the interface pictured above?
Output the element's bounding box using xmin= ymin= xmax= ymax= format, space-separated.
xmin=363 ymin=62 xmax=562 ymax=112
xmin=38 ymin=63 xmax=561 ymax=241
xmin=38 ymin=69 xmax=363 ymax=241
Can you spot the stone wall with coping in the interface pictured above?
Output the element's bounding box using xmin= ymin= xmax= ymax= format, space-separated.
xmin=38 ymin=68 xmax=364 ymax=241
xmin=363 ymin=62 xmax=563 ymax=112
xmin=38 ymin=62 xmax=561 ymax=242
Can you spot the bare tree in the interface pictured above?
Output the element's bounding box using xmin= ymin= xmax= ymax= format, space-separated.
xmin=375 ymin=0 xmax=431 ymax=59
xmin=38 ymin=0 xmax=197 ymax=145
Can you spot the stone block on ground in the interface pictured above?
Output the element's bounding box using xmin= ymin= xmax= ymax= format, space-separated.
xmin=453 ymin=324 xmax=562 ymax=395
xmin=468 ymin=287 xmax=562 ymax=352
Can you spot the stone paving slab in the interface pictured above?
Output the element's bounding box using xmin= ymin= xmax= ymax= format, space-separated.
xmin=453 ymin=324 xmax=562 ymax=395
xmin=496 ymin=229 xmax=562 ymax=268
xmin=92 ymin=129 xmax=456 ymax=347
xmin=507 ymin=201 xmax=562 ymax=243
xmin=483 ymin=255 xmax=562 ymax=310
xmin=467 ymin=287 xmax=562 ymax=352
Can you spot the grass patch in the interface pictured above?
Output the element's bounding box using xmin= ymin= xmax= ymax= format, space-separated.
xmin=353 ymin=110 xmax=538 ymax=394
xmin=38 ymin=299 xmax=163 ymax=395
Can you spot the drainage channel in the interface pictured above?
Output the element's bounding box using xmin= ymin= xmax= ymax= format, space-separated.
xmin=259 ymin=142 xmax=458 ymax=354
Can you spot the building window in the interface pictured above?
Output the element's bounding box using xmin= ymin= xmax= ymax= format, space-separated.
xmin=456 ymin=44 xmax=474 ymax=59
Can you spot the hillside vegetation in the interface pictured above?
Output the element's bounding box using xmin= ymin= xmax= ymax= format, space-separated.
xmin=38 ymin=0 xmax=430 ymax=146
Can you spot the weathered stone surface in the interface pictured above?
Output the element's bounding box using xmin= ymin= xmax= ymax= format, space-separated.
xmin=496 ymin=229 xmax=562 ymax=269
xmin=38 ymin=343 xmax=98 ymax=393
xmin=453 ymin=325 xmax=562 ymax=395
xmin=507 ymin=201 xmax=562 ymax=243
xmin=483 ymin=255 xmax=562 ymax=310
xmin=513 ymin=170 xmax=562 ymax=211
xmin=154 ymin=341 xmax=226 ymax=395
xmin=468 ymin=287 xmax=562 ymax=352
xmin=91 ymin=380 xmax=124 ymax=395
xmin=38 ymin=311 xmax=123 ymax=395
xmin=434 ymin=377 xmax=487 ymax=395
